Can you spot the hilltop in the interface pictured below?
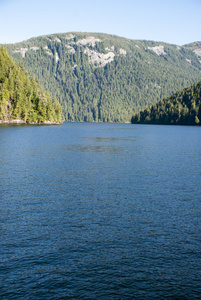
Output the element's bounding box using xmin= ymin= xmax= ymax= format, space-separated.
xmin=131 ymin=80 xmax=201 ymax=125
xmin=5 ymin=32 xmax=201 ymax=122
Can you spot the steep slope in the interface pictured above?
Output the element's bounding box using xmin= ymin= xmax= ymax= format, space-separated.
xmin=0 ymin=46 xmax=62 ymax=124
xmin=183 ymin=41 xmax=201 ymax=64
xmin=131 ymin=80 xmax=201 ymax=125
xmin=5 ymin=32 xmax=201 ymax=122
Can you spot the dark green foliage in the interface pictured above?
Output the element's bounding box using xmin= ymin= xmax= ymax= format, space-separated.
xmin=5 ymin=32 xmax=201 ymax=122
xmin=131 ymin=80 xmax=201 ymax=125
xmin=0 ymin=46 xmax=62 ymax=123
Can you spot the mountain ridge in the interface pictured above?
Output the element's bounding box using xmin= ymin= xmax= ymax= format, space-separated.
xmin=5 ymin=32 xmax=201 ymax=122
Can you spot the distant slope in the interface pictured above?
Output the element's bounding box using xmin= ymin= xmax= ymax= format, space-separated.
xmin=183 ymin=41 xmax=201 ymax=64
xmin=131 ymin=80 xmax=201 ymax=125
xmin=5 ymin=32 xmax=201 ymax=122
xmin=0 ymin=46 xmax=62 ymax=124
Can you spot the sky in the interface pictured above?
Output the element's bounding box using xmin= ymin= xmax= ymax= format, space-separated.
xmin=0 ymin=0 xmax=200 ymax=45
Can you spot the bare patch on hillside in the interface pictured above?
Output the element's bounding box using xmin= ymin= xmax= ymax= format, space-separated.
xmin=75 ymin=36 xmax=102 ymax=47
xmin=148 ymin=45 xmax=167 ymax=56
xmin=194 ymin=49 xmax=201 ymax=56
xmin=46 ymin=50 xmax=53 ymax=56
xmin=119 ymin=48 xmax=127 ymax=55
xmin=43 ymin=46 xmax=53 ymax=56
xmin=66 ymin=34 xmax=75 ymax=40
xmin=186 ymin=58 xmax=192 ymax=64
xmin=54 ymin=37 xmax=61 ymax=43
xmin=13 ymin=48 xmax=28 ymax=58
xmin=84 ymin=47 xmax=115 ymax=67
xmin=66 ymin=45 xmax=75 ymax=54
xmin=194 ymin=48 xmax=201 ymax=62
xmin=55 ymin=52 xmax=59 ymax=63
xmin=30 ymin=47 xmax=39 ymax=51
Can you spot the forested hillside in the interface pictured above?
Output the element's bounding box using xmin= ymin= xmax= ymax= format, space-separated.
xmin=131 ymin=80 xmax=201 ymax=125
xmin=5 ymin=32 xmax=201 ymax=122
xmin=0 ymin=46 xmax=62 ymax=124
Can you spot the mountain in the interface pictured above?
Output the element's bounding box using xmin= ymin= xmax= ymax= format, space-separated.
xmin=5 ymin=32 xmax=201 ymax=123
xmin=131 ymin=80 xmax=201 ymax=125
xmin=183 ymin=41 xmax=201 ymax=63
xmin=0 ymin=46 xmax=62 ymax=124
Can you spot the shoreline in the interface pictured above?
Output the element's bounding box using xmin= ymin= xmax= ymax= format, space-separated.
xmin=0 ymin=119 xmax=61 ymax=125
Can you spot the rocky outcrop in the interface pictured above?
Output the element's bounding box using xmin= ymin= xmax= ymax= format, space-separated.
xmin=13 ymin=48 xmax=28 ymax=58
xmin=65 ymin=45 xmax=75 ymax=53
xmin=66 ymin=34 xmax=75 ymax=40
xmin=84 ymin=47 xmax=115 ymax=67
xmin=148 ymin=45 xmax=167 ymax=56
xmin=193 ymin=48 xmax=201 ymax=63
xmin=119 ymin=48 xmax=127 ymax=55
xmin=0 ymin=119 xmax=61 ymax=125
xmin=75 ymin=36 xmax=102 ymax=47
xmin=12 ymin=35 xmax=127 ymax=68
xmin=182 ymin=42 xmax=201 ymax=64
xmin=186 ymin=58 xmax=192 ymax=64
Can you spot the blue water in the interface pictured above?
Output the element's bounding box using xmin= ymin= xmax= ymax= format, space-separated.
xmin=1 ymin=122 xmax=201 ymax=299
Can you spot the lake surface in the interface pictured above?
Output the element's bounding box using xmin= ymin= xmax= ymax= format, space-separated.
xmin=1 ymin=122 xmax=201 ymax=299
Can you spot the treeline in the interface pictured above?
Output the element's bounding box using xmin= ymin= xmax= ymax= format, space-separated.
xmin=131 ymin=80 xmax=201 ymax=125
xmin=0 ymin=46 xmax=62 ymax=123
xmin=6 ymin=32 xmax=201 ymax=123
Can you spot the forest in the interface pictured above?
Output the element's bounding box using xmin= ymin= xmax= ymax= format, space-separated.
xmin=5 ymin=32 xmax=201 ymax=123
xmin=0 ymin=46 xmax=62 ymax=123
xmin=131 ymin=80 xmax=201 ymax=125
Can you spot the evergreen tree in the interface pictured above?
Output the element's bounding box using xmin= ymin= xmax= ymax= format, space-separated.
xmin=0 ymin=46 xmax=62 ymax=123
xmin=131 ymin=80 xmax=201 ymax=126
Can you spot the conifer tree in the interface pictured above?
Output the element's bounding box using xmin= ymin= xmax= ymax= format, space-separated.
xmin=0 ymin=46 xmax=62 ymax=123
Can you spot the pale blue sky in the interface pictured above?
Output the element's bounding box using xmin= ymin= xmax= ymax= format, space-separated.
xmin=0 ymin=0 xmax=200 ymax=45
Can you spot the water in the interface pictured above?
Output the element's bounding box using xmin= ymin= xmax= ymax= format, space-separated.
xmin=0 ymin=122 xmax=201 ymax=299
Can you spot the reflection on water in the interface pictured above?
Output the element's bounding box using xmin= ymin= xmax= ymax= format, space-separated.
xmin=66 ymin=144 xmax=124 ymax=154
xmin=82 ymin=136 xmax=135 ymax=142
